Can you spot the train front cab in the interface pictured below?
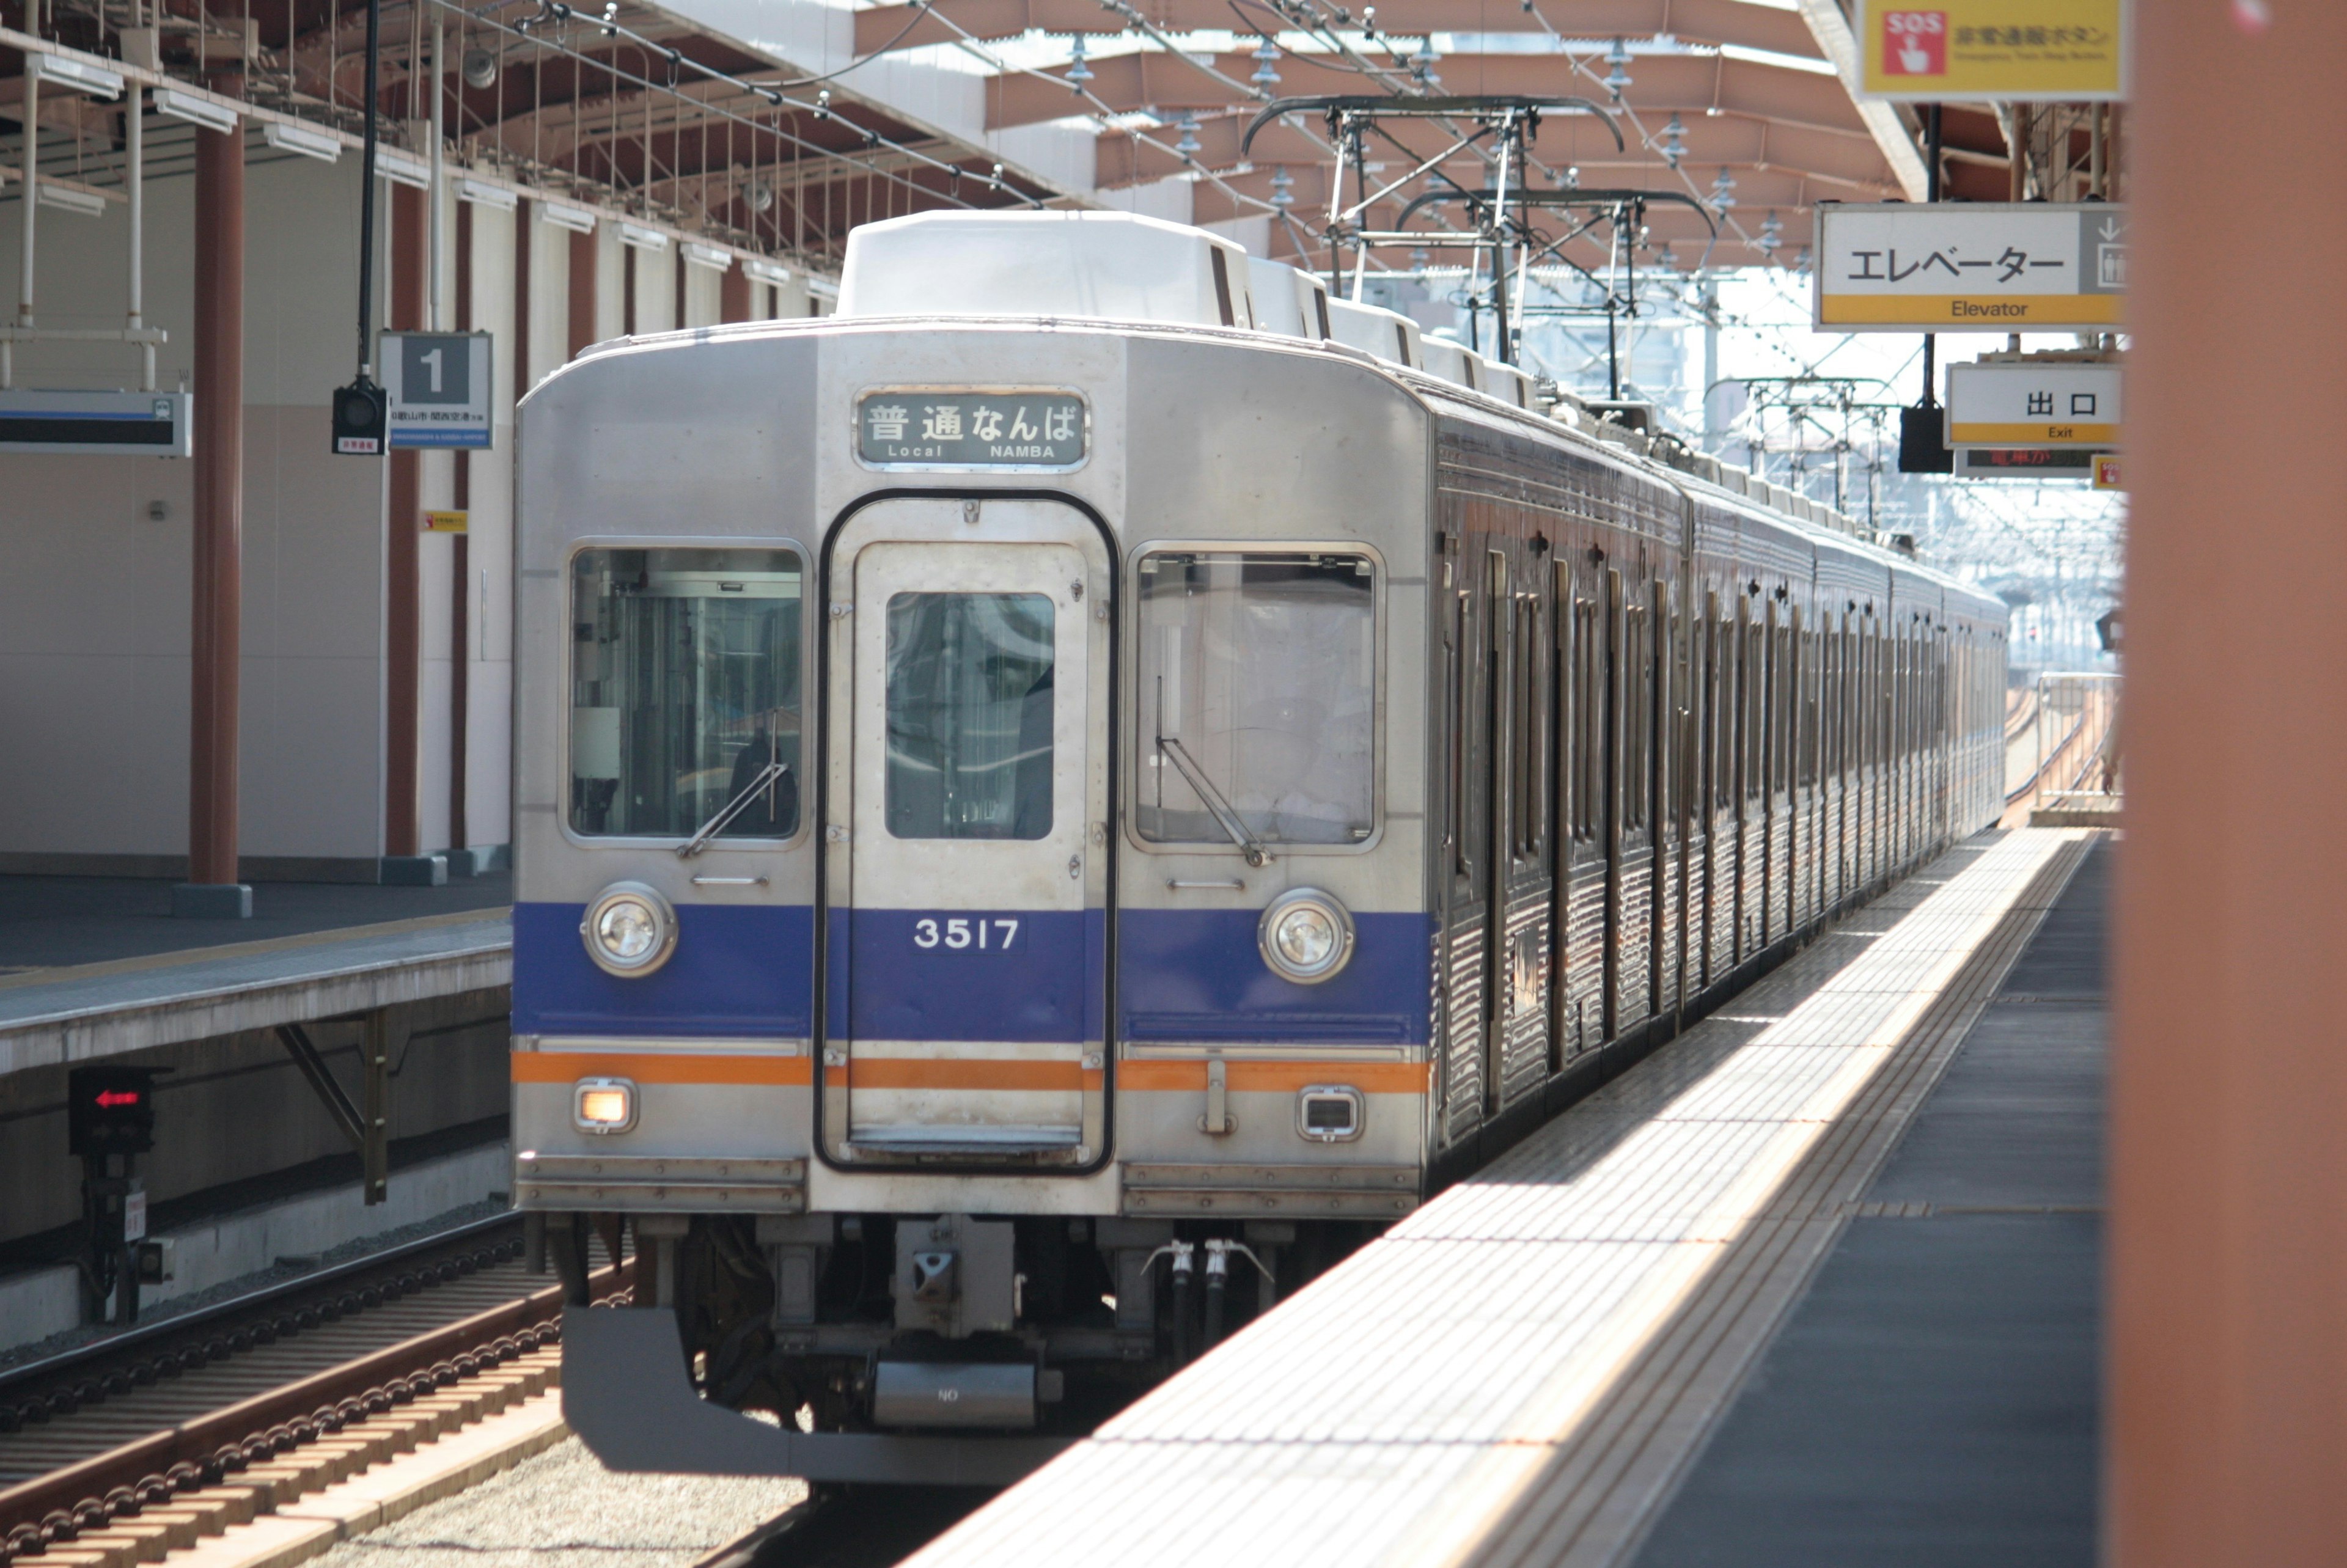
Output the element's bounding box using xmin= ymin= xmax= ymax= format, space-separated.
xmin=512 ymin=300 xmax=1444 ymax=1482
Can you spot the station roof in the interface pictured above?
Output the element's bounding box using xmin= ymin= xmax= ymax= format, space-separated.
xmin=3 ymin=0 xmax=2049 ymax=279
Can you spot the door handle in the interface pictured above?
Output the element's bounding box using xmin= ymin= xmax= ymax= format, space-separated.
xmin=1199 ymin=1059 xmax=1232 ymax=1136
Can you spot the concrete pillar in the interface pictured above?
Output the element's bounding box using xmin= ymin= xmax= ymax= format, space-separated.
xmin=2110 ymin=5 xmax=2347 ymax=1566
xmin=382 ymin=181 xmax=434 ymax=881
xmin=176 ymin=118 xmax=249 ymax=920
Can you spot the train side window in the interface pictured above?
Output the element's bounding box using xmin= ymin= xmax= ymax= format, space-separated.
xmin=567 ymin=546 xmax=804 ymax=841
xmin=1568 ymin=595 xmax=1601 ymax=843
xmin=1744 ymin=621 xmax=1765 ymax=805
xmin=1623 ymin=601 xmax=1649 ymax=832
xmin=1513 ymin=595 xmax=1541 ymax=857
xmin=1135 ymin=550 xmax=1377 ymax=848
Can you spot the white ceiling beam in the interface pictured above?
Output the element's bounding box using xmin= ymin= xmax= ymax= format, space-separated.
xmin=1792 ymin=0 xmax=1928 ymax=200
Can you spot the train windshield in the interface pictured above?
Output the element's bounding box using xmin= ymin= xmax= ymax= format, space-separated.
xmin=884 ymin=592 xmax=1056 ymax=840
xmin=568 ymin=548 xmax=804 ymax=841
xmin=1136 ymin=551 xmax=1375 ymax=847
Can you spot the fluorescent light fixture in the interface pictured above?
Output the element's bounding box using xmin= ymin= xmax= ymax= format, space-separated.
xmin=540 ymin=202 xmax=597 ymax=233
xmin=681 ymin=241 xmax=731 ymax=272
xmin=153 ymin=87 xmax=239 ymax=135
xmin=36 ymin=182 xmax=108 ymax=218
xmin=458 ymin=178 xmax=518 ymax=211
xmin=618 ymin=222 xmax=669 ymax=252
xmin=805 ymin=275 xmax=840 ymax=300
xmin=261 ymin=119 xmax=341 ymax=163
xmin=30 ymin=53 xmax=123 ymax=98
xmin=741 ymin=257 xmax=790 ymax=286
xmin=373 ymin=148 xmax=431 ymax=189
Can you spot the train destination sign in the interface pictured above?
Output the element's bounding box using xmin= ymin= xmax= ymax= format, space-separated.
xmin=857 ymin=390 xmax=1086 ymax=469
xmin=1945 ymin=361 xmax=2122 ymax=449
xmin=1814 ymin=202 xmax=2125 ymax=331
xmin=1858 ymin=1 xmax=2126 ymax=102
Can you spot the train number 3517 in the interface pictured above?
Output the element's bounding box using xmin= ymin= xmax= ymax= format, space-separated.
xmin=913 ymin=917 xmax=1020 ymax=950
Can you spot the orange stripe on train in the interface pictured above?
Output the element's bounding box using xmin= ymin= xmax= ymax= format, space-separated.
xmin=1119 ymin=1060 xmax=1428 ymax=1094
xmin=512 ymin=1052 xmax=812 ymax=1086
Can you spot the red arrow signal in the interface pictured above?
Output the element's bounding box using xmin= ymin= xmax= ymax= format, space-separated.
xmin=93 ymin=1090 xmax=142 ymax=1108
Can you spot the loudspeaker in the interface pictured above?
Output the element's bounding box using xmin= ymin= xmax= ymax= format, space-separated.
xmin=1898 ymin=402 xmax=1953 ymax=474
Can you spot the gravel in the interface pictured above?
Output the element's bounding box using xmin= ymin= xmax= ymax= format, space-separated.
xmin=309 ymin=1435 xmax=809 ymax=1568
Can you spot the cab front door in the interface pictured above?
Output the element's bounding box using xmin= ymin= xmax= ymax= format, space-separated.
xmin=820 ymin=498 xmax=1111 ymax=1165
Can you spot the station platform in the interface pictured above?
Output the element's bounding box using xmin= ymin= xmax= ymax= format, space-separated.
xmin=0 ymin=875 xmax=512 ymax=1077
xmin=908 ymin=826 xmax=2105 ymax=1568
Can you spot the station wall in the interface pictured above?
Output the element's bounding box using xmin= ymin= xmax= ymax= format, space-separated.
xmin=0 ymin=128 xmax=812 ymax=880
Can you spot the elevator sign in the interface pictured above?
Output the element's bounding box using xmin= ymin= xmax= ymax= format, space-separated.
xmin=1813 ymin=202 xmax=2125 ymax=331
xmin=380 ymin=331 xmax=493 ymax=449
xmin=1946 ymin=361 xmax=2122 ymax=449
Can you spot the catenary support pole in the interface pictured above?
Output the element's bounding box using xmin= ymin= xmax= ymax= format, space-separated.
xmin=180 ymin=114 xmax=249 ymax=919
xmin=2112 ymin=6 xmax=2347 ymax=1565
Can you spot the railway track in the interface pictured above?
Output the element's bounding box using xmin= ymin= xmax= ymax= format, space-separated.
xmin=0 ymin=1215 xmax=631 ymax=1565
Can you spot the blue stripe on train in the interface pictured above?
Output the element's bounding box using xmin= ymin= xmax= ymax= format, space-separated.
xmin=513 ymin=903 xmax=1433 ymax=1047
xmin=1116 ymin=909 xmax=1433 ymax=1046
xmin=841 ymin=909 xmax=1104 ymax=1044
xmin=511 ymin=902 xmax=814 ymax=1038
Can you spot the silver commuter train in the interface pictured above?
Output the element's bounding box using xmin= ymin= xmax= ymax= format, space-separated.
xmin=510 ymin=211 xmax=2010 ymax=1482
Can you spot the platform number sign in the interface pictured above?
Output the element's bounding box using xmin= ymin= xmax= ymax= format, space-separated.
xmin=379 ymin=331 xmax=494 ymax=449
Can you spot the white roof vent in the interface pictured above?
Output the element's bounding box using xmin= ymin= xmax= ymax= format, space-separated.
xmin=1417 ymin=335 xmax=1478 ymax=391
xmin=1482 ymin=360 xmax=1532 ymax=409
xmin=1247 ymin=257 xmax=1331 ymax=339
xmin=1326 ymin=297 xmax=1422 ymax=368
xmin=836 ymin=210 xmax=1254 ymax=329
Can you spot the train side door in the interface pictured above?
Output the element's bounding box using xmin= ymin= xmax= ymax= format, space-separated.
xmin=820 ymin=497 xmax=1111 ymax=1163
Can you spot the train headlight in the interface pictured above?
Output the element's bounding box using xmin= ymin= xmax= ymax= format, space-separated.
xmin=573 ymin=1077 xmax=637 ymax=1134
xmin=1258 ymin=889 xmax=1355 ymax=985
xmin=581 ymin=882 xmax=678 ymax=978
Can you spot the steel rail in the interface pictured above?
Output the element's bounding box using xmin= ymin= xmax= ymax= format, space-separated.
xmin=0 ymin=1258 xmax=631 ymax=1557
xmin=0 ymin=1214 xmax=522 ymax=1402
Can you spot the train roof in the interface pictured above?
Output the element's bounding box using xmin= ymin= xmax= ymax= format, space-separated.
xmin=563 ymin=208 xmax=2001 ymax=623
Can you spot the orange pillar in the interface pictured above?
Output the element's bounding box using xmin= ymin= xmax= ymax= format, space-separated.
xmin=382 ymin=181 xmax=428 ymax=876
xmin=567 ymin=227 xmax=597 ymax=357
xmin=178 ymin=115 xmax=249 ymax=919
xmin=2110 ymin=6 xmax=2347 ymax=1564
xmin=719 ymin=260 xmax=750 ymax=324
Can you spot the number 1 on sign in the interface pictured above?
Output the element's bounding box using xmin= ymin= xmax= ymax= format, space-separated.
xmin=419 ymin=348 xmax=443 ymax=394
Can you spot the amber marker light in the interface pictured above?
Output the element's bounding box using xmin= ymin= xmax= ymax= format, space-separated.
xmin=573 ymin=1078 xmax=638 ymax=1134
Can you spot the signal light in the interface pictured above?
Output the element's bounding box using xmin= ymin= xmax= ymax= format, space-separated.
xmin=332 ymin=377 xmax=387 ymax=456
xmin=69 ymin=1066 xmax=161 ymax=1156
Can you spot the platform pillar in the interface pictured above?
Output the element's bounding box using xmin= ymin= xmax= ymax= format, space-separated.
xmin=2112 ymin=7 xmax=2347 ymax=1565
xmin=567 ymin=225 xmax=596 ymax=357
xmin=720 ymin=258 xmax=749 ymax=324
xmin=381 ymin=181 xmax=440 ymax=885
xmin=177 ymin=115 xmax=249 ymax=921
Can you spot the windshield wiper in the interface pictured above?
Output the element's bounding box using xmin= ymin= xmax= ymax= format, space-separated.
xmin=1156 ymin=735 xmax=1273 ymax=867
xmin=678 ymin=763 xmax=790 ymax=859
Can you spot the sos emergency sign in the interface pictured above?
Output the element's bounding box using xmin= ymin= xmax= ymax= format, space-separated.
xmin=1858 ymin=2 xmax=2127 ymax=101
